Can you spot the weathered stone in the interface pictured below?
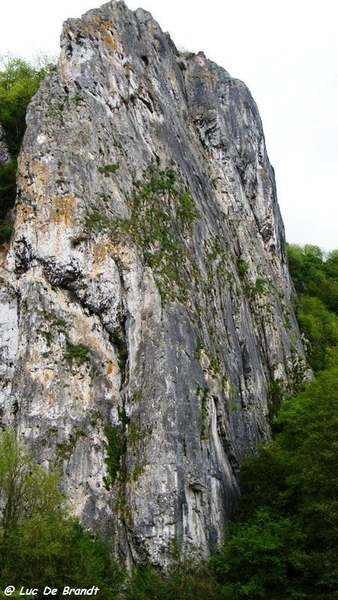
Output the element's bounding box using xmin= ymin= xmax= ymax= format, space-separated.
xmin=0 ymin=0 xmax=309 ymax=568
xmin=0 ymin=123 xmax=10 ymax=165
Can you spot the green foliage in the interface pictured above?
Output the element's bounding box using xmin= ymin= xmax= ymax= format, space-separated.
xmin=1 ymin=515 xmax=125 ymax=593
xmin=0 ymin=430 xmax=63 ymax=534
xmin=98 ymin=163 xmax=120 ymax=175
xmin=85 ymin=209 xmax=112 ymax=231
xmin=130 ymin=167 xmax=198 ymax=303
xmin=267 ymin=379 xmax=287 ymax=421
xmin=0 ymin=57 xmax=52 ymax=155
xmin=103 ymin=424 xmax=127 ymax=489
xmin=0 ymin=220 xmax=13 ymax=246
xmin=0 ymin=57 xmax=53 ymax=247
xmin=176 ymin=189 xmax=199 ymax=225
xmin=250 ymin=277 xmax=265 ymax=296
xmin=236 ymin=257 xmax=249 ymax=279
xmin=212 ymin=512 xmax=305 ymax=600
xmin=44 ymin=312 xmax=67 ymax=331
xmin=0 ymin=157 xmax=16 ymax=242
xmin=211 ymin=367 xmax=338 ymax=599
xmin=110 ymin=330 xmax=128 ymax=372
xmin=86 ymin=163 xmax=199 ymax=303
xmin=287 ymin=244 xmax=338 ymax=371
xmin=287 ymin=243 xmax=338 ymax=317
xmin=56 ymin=429 xmax=86 ymax=461
xmin=124 ymin=561 xmax=219 ymax=600
xmin=64 ymin=341 xmax=91 ymax=365
xmin=0 ymin=429 xmax=125 ymax=591
xmin=296 ymin=295 xmax=338 ymax=371
xmin=194 ymin=341 xmax=205 ymax=358
xmin=287 ymin=244 xmax=324 ymax=296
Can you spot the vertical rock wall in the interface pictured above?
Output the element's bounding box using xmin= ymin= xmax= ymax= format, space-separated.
xmin=0 ymin=0 xmax=308 ymax=567
xmin=0 ymin=123 xmax=10 ymax=166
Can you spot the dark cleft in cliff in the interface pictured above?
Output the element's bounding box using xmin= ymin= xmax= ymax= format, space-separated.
xmin=0 ymin=0 xmax=308 ymax=568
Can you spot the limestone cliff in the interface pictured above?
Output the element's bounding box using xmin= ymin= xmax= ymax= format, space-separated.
xmin=0 ymin=0 xmax=308 ymax=568
xmin=0 ymin=123 xmax=10 ymax=166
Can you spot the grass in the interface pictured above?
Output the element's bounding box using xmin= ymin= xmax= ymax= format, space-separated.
xmin=64 ymin=342 xmax=91 ymax=365
xmin=98 ymin=163 xmax=119 ymax=175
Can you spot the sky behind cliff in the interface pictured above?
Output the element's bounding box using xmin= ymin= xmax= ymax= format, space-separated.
xmin=1 ymin=0 xmax=337 ymax=251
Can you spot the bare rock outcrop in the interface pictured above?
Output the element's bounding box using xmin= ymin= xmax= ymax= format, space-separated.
xmin=0 ymin=123 xmax=10 ymax=165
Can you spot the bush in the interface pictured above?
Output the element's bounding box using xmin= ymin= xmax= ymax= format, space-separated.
xmin=211 ymin=367 xmax=338 ymax=599
xmin=0 ymin=429 xmax=125 ymax=592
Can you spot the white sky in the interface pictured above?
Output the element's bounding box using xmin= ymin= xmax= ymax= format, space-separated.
xmin=1 ymin=0 xmax=337 ymax=251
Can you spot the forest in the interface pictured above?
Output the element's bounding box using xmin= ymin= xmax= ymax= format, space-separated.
xmin=0 ymin=58 xmax=338 ymax=599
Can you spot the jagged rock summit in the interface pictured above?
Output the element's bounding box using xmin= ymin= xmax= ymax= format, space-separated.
xmin=0 ymin=0 xmax=307 ymax=567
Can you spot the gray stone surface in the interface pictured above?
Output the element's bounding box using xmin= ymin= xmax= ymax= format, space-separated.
xmin=0 ymin=0 xmax=309 ymax=568
xmin=0 ymin=123 xmax=10 ymax=165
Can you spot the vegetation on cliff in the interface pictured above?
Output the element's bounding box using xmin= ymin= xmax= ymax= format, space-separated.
xmin=1 ymin=241 xmax=337 ymax=599
xmin=287 ymin=244 xmax=338 ymax=371
xmin=204 ymin=244 xmax=338 ymax=599
xmin=0 ymin=430 xmax=124 ymax=593
xmin=210 ymin=366 xmax=338 ymax=599
xmin=0 ymin=52 xmax=337 ymax=599
xmin=0 ymin=57 xmax=53 ymax=245
xmin=122 ymin=244 xmax=338 ymax=599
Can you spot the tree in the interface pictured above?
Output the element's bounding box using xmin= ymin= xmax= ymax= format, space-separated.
xmin=0 ymin=430 xmax=63 ymax=532
xmin=0 ymin=56 xmax=54 ymax=246
xmin=296 ymin=295 xmax=338 ymax=371
xmin=0 ymin=429 xmax=125 ymax=593
xmin=211 ymin=367 xmax=338 ymax=599
xmin=287 ymin=244 xmax=338 ymax=371
xmin=0 ymin=57 xmax=53 ymax=155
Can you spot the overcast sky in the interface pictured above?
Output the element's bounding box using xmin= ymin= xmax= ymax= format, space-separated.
xmin=1 ymin=0 xmax=337 ymax=251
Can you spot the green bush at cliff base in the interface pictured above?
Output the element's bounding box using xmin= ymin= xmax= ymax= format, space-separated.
xmin=0 ymin=430 xmax=125 ymax=593
xmin=123 ymin=361 xmax=338 ymax=600
xmin=210 ymin=366 xmax=338 ymax=599
xmin=123 ymin=562 xmax=219 ymax=600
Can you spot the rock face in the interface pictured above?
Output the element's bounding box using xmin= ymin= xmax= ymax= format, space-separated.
xmin=0 ymin=123 xmax=10 ymax=165
xmin=0 ymin=0 xmax=308 ymax=568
